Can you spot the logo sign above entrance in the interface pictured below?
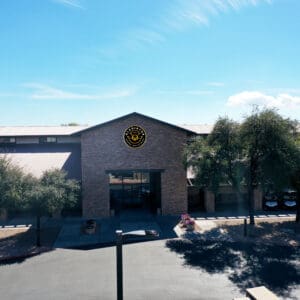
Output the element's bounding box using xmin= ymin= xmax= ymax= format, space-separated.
xmin=124 ymin=125 xmax=146 ymax=148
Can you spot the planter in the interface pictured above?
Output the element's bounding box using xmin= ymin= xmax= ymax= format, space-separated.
xmin=180 ymin=214 xmax=196 ymax=231
xmin=84 ymin=219 xmax=97 ymax=235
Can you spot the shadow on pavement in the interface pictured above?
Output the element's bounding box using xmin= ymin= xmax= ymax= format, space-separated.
xmin=166 ymin=232 xmax=300 ymax=299
xmin=0 ymin=226 xmax=59 ymax=266
xmin=54 ymin=215 xmax=179 ymax=251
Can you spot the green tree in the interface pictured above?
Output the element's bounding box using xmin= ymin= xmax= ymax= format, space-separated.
xmin=25 ymin=183 xmax=48 ymax=247
xmin=240 ymin=108 xmax=300 ymax=225
xmin=184 ymin=110 xmax=300 ymax=225
xmin=294 ymin=137 xmax=300 ymax=223
xmin=0 ymin=157 xmax=25 ymax=216
xmin=208 ymin=117 xmax=244 ymax=197
xmin=26 ymin=169 xmax=80 ymax=246
xmin=184 ymin=136 xmax=221 ymax=194
xmin=184 ymin=117 xmax=243 ymax=198
xmin=61 ymin=122 xmax=80 ymax=126
xmin=291 ymin=170 xmax=300 ymax=223
xmin=40 ymin=169 xmax=80 ymax=216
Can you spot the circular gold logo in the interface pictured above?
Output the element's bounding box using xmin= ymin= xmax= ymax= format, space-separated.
xmin=124 ymin=125 xmax=146 ymax=148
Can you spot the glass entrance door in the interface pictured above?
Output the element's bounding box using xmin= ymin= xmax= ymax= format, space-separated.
xmin=109 ymin=171 xmax=161 ymax=214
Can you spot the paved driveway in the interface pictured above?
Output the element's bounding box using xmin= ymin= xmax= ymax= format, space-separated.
xmin=0 ymin=239 xmax=244 ymax=300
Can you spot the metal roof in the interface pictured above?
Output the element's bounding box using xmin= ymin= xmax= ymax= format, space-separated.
xmin=0 ymin=126 xmax=88 ymax=137
xmin=0 ymin=114 xmax=214 ymax=136
xmin=0 ymin=124 xmax=213 ymax=137
xmin=0 ymin=144 xmax=81 ymax=179
xmin=178 ymin=124 xmax=213 ymax=135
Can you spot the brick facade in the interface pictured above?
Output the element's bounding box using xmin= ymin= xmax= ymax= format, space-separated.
xmin=81 ymin=114 xmax=189 ymax=218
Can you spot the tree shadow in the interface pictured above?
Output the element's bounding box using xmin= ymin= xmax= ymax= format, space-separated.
xmin=0 ymin=227 xmax=59 ymax=265
xmin=166 ymin=222 xmax=300 ymax=299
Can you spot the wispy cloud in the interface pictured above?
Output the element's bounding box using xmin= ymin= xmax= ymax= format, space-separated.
xmin=265 ymin=87 xmax=300 ymax=95
xmin=121 ymin=29 xmax=165 ymax=50
xmin=23 ymin=83 xmax=136 ymax=100
xmin=118 ymin=0 xmax=271 ymax=49
xmin=91 ymin=0 xmax=272 ymax=62
xmin=52 ymin=0 xmax=83 ymax=9
xmin=227 ymin=91 xmax=300 ymax=108
xmin=164 ymin=0 xmax=272 ymax=31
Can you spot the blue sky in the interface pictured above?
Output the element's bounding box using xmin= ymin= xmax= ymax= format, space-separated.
xmin=1 ymin=0 xmax=300 ymax=126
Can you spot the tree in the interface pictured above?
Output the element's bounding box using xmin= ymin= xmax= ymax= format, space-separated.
xmin=26 ymin=169 xmax=80 ymax=246
xmin=208 ymin=117 xmax=244 ymax=198
xmin=291 ymin=170 xmax=300 ymax=223
xmin=240 ymin=108 xmax=300 ymax=225
xmin=184 ymin=110 xmax=300 ymax=225
xmin=0 ymin=157 xmax=25 ymax=217
xmin=61 ymin=122 xmax=80 ymax=126
xmin=25 ymin=183 xmax=48 ymax=247
xmin=290 ymin=136 xmax=300 ymax=223
xmin=40 ymin=169 xmax=80 ymax=216
xmin=184 ymin=136 xmax=222 ymax=195
xmin=184 ymin=117 xmax=244 ymax=198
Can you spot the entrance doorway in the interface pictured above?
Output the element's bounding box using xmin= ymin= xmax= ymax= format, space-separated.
xmin=109 ymin=170 xmax=161 ymax=215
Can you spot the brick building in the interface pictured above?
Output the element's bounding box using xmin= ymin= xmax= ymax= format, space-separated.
xmin=0 ymin=113 xmax=198 ymax=218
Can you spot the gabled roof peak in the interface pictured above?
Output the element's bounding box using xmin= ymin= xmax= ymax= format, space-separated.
xmin=73 ymin=112 xmax=197 ymax=135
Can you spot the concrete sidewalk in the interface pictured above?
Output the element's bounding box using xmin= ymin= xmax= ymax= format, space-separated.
xmin=53 ymin=216 xmax=172 ymax=248
xmin=1 ymin=212 xmax=297 ymax=255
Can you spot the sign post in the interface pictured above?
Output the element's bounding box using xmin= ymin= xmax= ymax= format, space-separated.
xmin=115 ymin=229 xmax=159 ymax=300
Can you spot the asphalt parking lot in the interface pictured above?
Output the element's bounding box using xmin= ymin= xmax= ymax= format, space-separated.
xmin=0 ymin=239 xmax=244 ymax=300
xmin=1 ymin=238 xmax=299 ymax=300
xmin=0 ymin=214 xmax=300 ymax=300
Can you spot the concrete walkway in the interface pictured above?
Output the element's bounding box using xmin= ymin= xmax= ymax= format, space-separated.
xmin=54 ymin=217 xmax=119 ymax=248
xmin=53 ymin=216 xmax=169 ymax=248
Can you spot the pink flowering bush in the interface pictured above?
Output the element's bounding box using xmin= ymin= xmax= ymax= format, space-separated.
xmin=181 ymin=214 xmax=190 ymax=221
xmin=180 ymin=213 xmax=195 ymax=229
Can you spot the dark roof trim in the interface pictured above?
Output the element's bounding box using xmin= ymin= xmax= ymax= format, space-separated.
xmin=72 ymin=112 xmax=197 ymax=136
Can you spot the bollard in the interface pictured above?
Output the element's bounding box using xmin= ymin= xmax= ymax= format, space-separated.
xmin=244 ymin=218 xmax=247 ymax=237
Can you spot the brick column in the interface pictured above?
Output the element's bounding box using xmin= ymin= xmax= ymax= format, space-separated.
xmin=204 ymin=190 xmax=215 ymax=212
xmin=253 ymin=188 xmax=263 ymax=211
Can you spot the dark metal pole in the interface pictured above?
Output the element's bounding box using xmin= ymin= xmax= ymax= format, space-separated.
xmin=116 ymin=230 xmax=123 ymax=300
xmin=36 ymin=214 xmax=41 ymax=247
xmin=244 ymin=218 xmax=247 ymax=237
xmin=296 ymin=192 xmax=300 ymax=223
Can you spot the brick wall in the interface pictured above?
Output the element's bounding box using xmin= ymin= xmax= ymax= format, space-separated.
xmin=81 ymin=114 xmax=188 ymax=217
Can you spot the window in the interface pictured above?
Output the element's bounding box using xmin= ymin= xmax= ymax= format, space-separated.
xmin=39 ymin=136 xmax=57 ymax=144
xmin=0 ymin=137 xmax=16 ymax=144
